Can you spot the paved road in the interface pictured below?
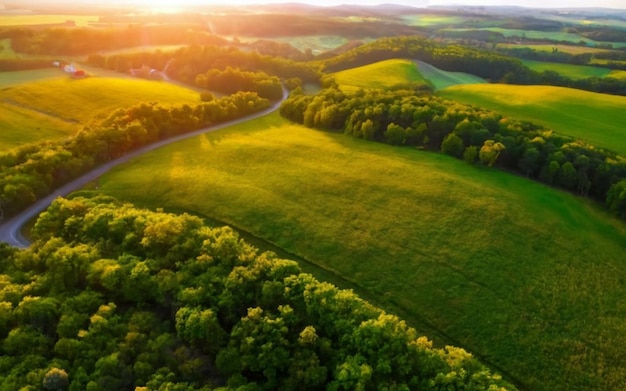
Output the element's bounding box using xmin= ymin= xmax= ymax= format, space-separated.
xmin=0 ymin=89 xmax=287 ymax=248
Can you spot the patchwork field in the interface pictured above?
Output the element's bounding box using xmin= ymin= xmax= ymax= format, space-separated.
xmin=332 ymin=59 xmax=430 ymax=91
xmin=415 ymin=60 xmax=486 ymax=90
xmin=0 ymin=76 xmax=202 ymax=148
xmin=497 ymin=43 xmax=615 ymax=55
xmin=446 ymin=28 xmax=626 ymax=48
xmin=439 ymin=84 xmax=626 ymax=155
xmin=91 ymin=111 xmax=626 ymax=391
xmin=521 ymin=59 xmax=613 ymax=79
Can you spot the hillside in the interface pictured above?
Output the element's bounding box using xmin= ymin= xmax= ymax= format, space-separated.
xmin=416 ymin=60 xmax=486 ymax=90
xmin=92 ymin=112 xmax=626 ymax=391
xmin=0 ymin=76 xmax=202 ymax=148
xmin=332 ymin=58 xmax=430 ymax=92
xmin=439 ymin=84 xmax=626 ymax=156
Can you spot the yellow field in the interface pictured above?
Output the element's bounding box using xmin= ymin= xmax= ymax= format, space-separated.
xmin=332 ymin=59 xmax=430 ymax=92
xmin=1 ymin=76 xmax=202 ymax=148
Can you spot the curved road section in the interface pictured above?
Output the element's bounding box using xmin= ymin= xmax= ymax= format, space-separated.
xmin=0 ymin=89 xmax=287 ymax=248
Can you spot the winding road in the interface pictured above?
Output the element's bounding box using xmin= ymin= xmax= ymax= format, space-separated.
xmin=0 ymin=88 xmax=288 ymax=248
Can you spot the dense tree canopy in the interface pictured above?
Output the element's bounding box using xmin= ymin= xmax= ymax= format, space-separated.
xmin=0 ymin=195 xmax=515 ymax=390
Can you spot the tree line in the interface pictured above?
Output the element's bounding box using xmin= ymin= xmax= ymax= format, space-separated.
xmin=86 ymin=44 xmax=321 ymax=86
xmin=0 ymin=92 xmax=270 ymax=219
xmin=0 ymin=194 xmax=515 ymax=390
xmin=1 ymin=25 xmax=228 ymax=56
xmin=195 ymin=67 xmax=284 ymax=100
xmin=318 ymin=36 xmax=528 ymax=81
xmin=280 ymin=87 xmax=626 ymax=219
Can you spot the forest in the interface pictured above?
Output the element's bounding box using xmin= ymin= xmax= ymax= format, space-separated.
xmin=0 ymin=195 xmax=513 ymax=390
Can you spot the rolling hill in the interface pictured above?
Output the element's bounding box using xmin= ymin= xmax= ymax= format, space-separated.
xmin=0 ymin=76 xmax=202 ymax=148
xmin=91 ymin=111 xmax=626 ymax=391
xmin=332 ymin=58 xmax=430 ymax=91
xmin=439 ymin=83 xmax=626 ymax=156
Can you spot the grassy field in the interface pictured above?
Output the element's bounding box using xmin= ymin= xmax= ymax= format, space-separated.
xmin=402 ymin=15 xmax=473 ymax=27
xmin=332 ymin=59 xmax=430 ymax=91
xmin=439 ymin=84 xmax=626 ymax=156
xmin=90 ymin=111 xmax=626 ymax=391
xmin=416 ymin=60 xmax=486 ymax=90
xmin=497 ymin=42 xmax=614 ymax=55
xmin=0 ymin=76 xmax=202 ymax=148
xmin=521 ymin=59 xmax=612 ymax=79
xmin=446 ymin=28 xmax=626 ymax=48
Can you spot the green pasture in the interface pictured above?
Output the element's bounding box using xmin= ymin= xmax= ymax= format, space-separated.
xmin=92 ymin=111 xmax=626 ymax=391
xmin=446 ymin=28 xmax=626 ymax=48
xmin=416 ymin=60 xmax=486 ymax=90
xmin=332 ymin=59 xmax=430 ymax=92
xmin=0 ymin=76 xmax=201 ymax=148
xmin=0 ymin=14 xmax=97 ymax=27
xmin=401 ymin=15 xmax=471 ymax=27
xmin=497 ymin=42 xmax=613 ymax=55
xmin=272 ymin=35 xmax=351 ymax=54
xmin=521 ymin=59 xmax=612 ymax=79
xmin=439 ymin=84 xmax=626 ymax=156
xmin=0 ymin=68 xmax=63 ymax=87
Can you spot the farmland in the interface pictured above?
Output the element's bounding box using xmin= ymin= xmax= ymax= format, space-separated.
xmin=415 ymin=60 xmax=486 ymax=90
xmin=0 ymin=76 xmax=202 ymax=147
xmin=521 ymin=59 xmax=613 ymax=79
xmin=444 ymin=27 xmax=626 ymax=48
xmin=332 ymin=59 xmax=430 ymax=91
xmin=91 ymin=111 xmax=626 ymax=391
xmin=439 ymin=84 xmax=626 ymax=156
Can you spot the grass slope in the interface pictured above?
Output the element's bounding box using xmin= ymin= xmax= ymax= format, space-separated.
xmin=0 ymin=76 xmax=201 ymax=148
xmin=439 ymin=84 xmax=626 ymax=156
xmin=521 ymin=59 xmax=612 ymax=79
xmin=332 ymin=58 xmax=429 ymax=91
xmin=416 ymin=60 xmax=486 ymax=90
xmin=93 ymin=112 xmax=626 ymax=391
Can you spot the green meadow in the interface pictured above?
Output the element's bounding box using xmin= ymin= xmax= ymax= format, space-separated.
xmin=0 ymin=76 xmax=201 ymax=148
xmin=439 ymin=84 xmax=626 ymax=156
xmin=521 ymin=59 xmax=612 ymax=79
xmin=415 ymin=60 xmax=486 ymax=90
xmin=92 ymin=111 xmax=626 ymax=391
xmin=447 ymin=28 xmax=626 ymax=48
xmin=497 ymin=42 xmax=613 ymax=55
xmin=332 ymin=59 xmax=430 ymax=91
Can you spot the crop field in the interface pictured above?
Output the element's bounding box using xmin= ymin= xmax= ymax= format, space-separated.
xmin=446 ymin=28 xmax=626 ymax=48
xmin=439 ymin=84 xmax=626 ymax=156
xmin=332 ymin=59 xmax=430 ymax=91
xmin=401 ymin=15 xmax=473 ymax=27
xmin=0 ymin=76 xmax=201 ymax=148
xmin=521 ymin=59 xmax=612 ymax=79
xmin=233 ymin=35 xmax=352 ymax=54
xmin=0 ymin=14 xmax=98 ymax=27
xmin=415 ymin=60 xmax=486 ymax=90
xmin=497 ymin=42 xmax=613 ymax=55
xmin=91 ymin=111 xmax=626 ymax=391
